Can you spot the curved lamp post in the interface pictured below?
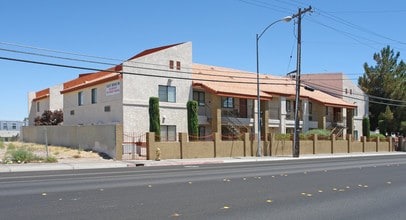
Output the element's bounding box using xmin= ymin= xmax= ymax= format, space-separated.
xmin=255 ymin=16 xmax=292 ymax=157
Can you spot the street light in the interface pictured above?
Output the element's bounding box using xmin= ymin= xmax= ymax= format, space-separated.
xmin=256 ymin=16 xmax=292 ymax=157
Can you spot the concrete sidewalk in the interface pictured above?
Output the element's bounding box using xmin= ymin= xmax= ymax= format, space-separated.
xmin=1 ymin=152 xmax=405 ymax=173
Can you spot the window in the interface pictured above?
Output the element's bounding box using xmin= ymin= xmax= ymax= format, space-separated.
xmin=104 ymin=105 xmax=111 ymax=112
xmin=176 ymin=61 xmax=181 ymax=70
xmin=161 ymin=125 xmax=176 ymax=141
xmin=345 ymin=88 xmax=348 ymax=94
xmin=159 ymin=85 xmax=176 ymax=102
xmin=78 ymin=91 xmax=84 ymax=106
xmin=221 ymin=97 xmax=234 ymax=108
xmin=3 ymin=123 xmax=7 ymax=130
xmin=354 ymin=106 xmax=358 ymax=116
xmin=286 ymin=100 xmax=291 ymax=112
xmin=70 ymin=110 xmax=75 ymax=115
xmin=91 ymin=88 xmax=97 ymax=104
xmin=309 ymin=102 xmax=313 ymax=114
xmin=12 ymin=123 xmax=16 ymax=130
xmin=350 ymin=89 xmax=353 ymax=95
xmin=36 ymin=102 xmax=40 ymax=112
xmin=326 ymin=107 xmax=329 ymax=115
xmin=193 ymin=91 xmax=205 ymax=106
xmin=169 ymin=60 xmax=174 ymax=69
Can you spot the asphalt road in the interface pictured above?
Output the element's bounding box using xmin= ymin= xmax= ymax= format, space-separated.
xmin=1 ymin=155 xmax=406 ymax=220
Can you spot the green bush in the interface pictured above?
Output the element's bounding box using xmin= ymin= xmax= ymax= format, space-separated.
xmin=370 ymin=134 xmax=387 ymax=141
xmin=9 ymin=148 xmax=39 ymax=163
xmin=187 ymin=101 xmax=199 ymax=141
xmin=275 ymin=133 xmax=291 ymax=140
xmin=149 ymin=97 xmax=160 ymax=141
xmin=306 ymin=129 xmax=330 ymax=138
xmin=0 ymin=140 xmax=4 ymax=149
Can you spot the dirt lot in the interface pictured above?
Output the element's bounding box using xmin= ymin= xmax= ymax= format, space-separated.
xmin=0 ymin=141 xmax=108 ymax=163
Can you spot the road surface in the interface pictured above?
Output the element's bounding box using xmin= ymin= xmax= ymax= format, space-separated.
xmin=1 ymin=155 xmax=405 ymax=219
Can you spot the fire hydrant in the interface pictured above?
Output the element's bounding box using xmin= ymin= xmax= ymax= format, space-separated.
xmin=155 ymin=147 xmax=161 ymax=161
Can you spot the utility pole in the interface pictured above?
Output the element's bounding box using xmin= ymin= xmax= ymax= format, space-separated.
xmin=293 ymin=6 xmax=312 ymax=158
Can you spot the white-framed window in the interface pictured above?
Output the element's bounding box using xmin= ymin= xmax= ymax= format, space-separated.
xmin=91 ymin=88 xmax=97 ymax=104
xmin=161 ymin=125 xmax=176 ymax=141
xmin=78 ymin=91 xmax=84 ymax=106
xmin=159 ymin=85 xmax=176 ymax=102
xmin=221 ymin=97 xmax=234 ymax=108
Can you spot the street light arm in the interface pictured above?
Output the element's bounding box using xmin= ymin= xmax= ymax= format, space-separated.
xmin=257 ymin=16 xmax=292 ymax=40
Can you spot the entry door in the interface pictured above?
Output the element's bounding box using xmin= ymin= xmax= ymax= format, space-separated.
xmin=239 ymin=99 xmax=247 ymax=118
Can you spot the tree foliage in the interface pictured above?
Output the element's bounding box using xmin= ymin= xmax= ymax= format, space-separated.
xmin=148 ymin=97 xmax=160 ymax=141
xmin=362 ymin=117 xmax=370 ymax=138
xmin=359 ymin=46 xmax=406 ymax=131
xmin=187 ymin=101 xmax=199 ymax=141
xmin=34 ymin=109 xmax=63 ymax=126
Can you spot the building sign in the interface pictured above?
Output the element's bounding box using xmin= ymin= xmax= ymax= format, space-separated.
xmin=106 ymin=81 xmax=120 ymax=96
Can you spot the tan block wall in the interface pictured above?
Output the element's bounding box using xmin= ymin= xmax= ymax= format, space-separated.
xmin=21 ymin=124 xmax=122 ymax=160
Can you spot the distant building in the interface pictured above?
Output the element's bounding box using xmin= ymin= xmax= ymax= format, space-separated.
xmin=27 ymin=84 xmax=63 ymax=126
xmin=301 ymin=73 xmax=369 ymax=140
xmin=0 ymin=120 xmax=26 ymax=141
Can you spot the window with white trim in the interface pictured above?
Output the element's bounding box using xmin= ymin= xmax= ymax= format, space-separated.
xmin=161 ymin=125 xmax=176 ymax=141
xmin=159 ymin=85 xmax=176 ymax=102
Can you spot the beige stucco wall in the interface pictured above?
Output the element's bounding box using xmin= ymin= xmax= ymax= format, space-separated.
xmin=28 ymin=84 xmax=64 ymax=126
xmin=21 ymin=124 xmax=122 ymax=159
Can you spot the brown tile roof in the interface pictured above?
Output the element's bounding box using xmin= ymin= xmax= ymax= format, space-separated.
xmin=192 ymin=63 xmax=273 ymax=100
xmin=192 ymin=64 xmax=356 ymax=109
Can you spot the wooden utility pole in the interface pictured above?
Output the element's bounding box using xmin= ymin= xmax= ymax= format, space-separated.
xmin=293 ymin=6 xmax=312 ymax=157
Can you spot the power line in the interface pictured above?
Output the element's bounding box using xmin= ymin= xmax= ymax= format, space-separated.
xmin=2 ymin=53 xmax=404 ymax=108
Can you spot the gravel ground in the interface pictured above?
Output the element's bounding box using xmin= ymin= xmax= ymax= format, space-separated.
xmin=0 ymin=141 xmax=109 ymax=164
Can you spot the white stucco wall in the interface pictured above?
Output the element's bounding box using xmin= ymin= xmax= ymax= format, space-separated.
xmin=121 ymin=42 xmax=193 ymax=137
xmin=62 ymin=80 xmax=123 ymax=126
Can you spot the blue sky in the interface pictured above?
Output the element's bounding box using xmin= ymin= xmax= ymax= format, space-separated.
xmin=1 ymin=0 xmax=405 ymax=120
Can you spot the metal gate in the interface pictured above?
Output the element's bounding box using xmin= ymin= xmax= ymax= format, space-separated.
xmin=122 ymin=133 xmax=147 ymax=160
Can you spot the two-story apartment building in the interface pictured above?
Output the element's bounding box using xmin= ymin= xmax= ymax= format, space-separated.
xmin=301 ymin=73 xmax=368 ymax=140
xmin=192 ymin=64 xmax=356 ymax=140
xmin=28 ymin=42 xmax=358 ymax=141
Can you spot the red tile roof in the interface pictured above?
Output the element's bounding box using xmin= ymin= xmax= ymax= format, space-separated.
xmin=192 ymin=63 xmax=356 ymax=109
xmin=61 ymin=66 xmax=122 ymax=94
xmin=33 ymin=88 xmax=50 ymax=101
xmin=127 ymin=43 xmax=183 ymax=61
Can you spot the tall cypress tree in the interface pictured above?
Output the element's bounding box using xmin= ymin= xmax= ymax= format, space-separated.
xmin=187 ymin=101 xmax=199 ymax=141
xmin=149 ymin=97 xmax=160 ymax=141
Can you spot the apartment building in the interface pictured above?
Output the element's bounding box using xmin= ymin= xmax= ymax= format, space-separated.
xmin=301 ymin=73 xmax=368 ymax=140
xmin=28 ymin=42 xmax=359 ymax=141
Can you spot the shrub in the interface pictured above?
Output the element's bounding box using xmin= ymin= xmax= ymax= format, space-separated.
xmin=306 ymin=129 xmax=330 ymax=139
xmin=187 ymin=101 xmax=199 ymax=141
xmin=44 ymin=156 xmax=58 ymax=163
xmin=370 ymin=134 xmax=387 ymax=141
xmin=149 ymin=97 xmax=160 ymax=141
xmin=363 ymin=117 xmax=370 ymax=138
xmin=275 ymin=133 xmax=291 ymax=140
xmin=9 ymin=148 xmax=38 ymax=163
